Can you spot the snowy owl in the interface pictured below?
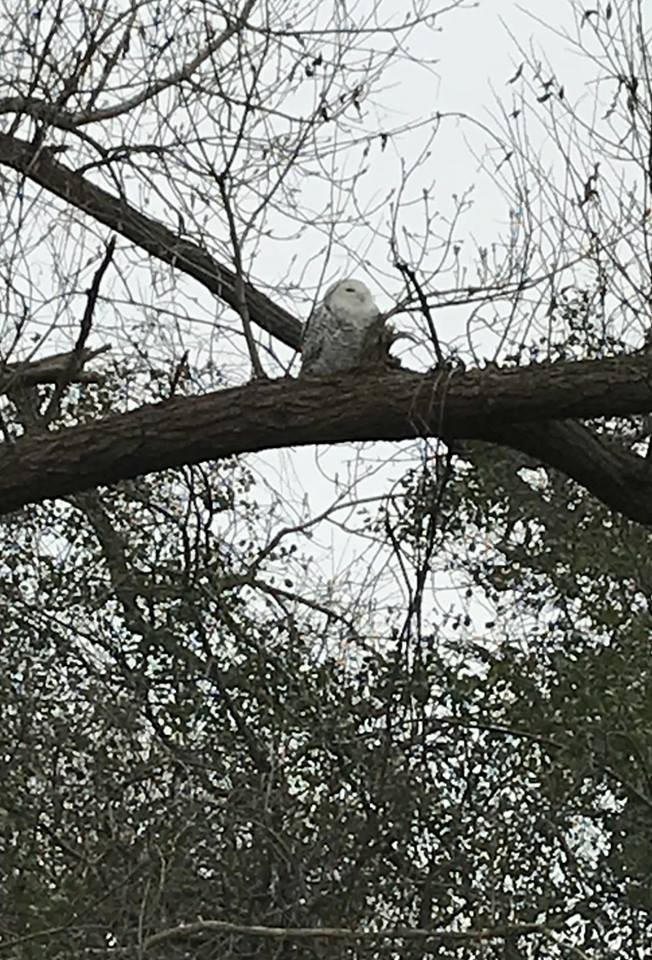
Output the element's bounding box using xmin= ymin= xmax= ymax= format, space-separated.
xmin=300 ymin=278 xmax=390 ymax=376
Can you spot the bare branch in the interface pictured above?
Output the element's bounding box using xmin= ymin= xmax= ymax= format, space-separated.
xmin=0 ymin=0 xmax=258 ymax=132
xmin=0 ymin=132 xmax=303 ymax=349
xmin=217 ymin=173 xmax=266 ymax=378
xmin=0 ymin=346 xmax=109 ymax=394
xmin=42 ymin=236 xmax=116 ymax=424
xmin=395 ymin=259 xmax=445 ymax=365
xmin=143 ymin=917 xmax=561 ymax=950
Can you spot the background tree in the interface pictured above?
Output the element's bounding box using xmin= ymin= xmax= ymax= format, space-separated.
xmin=1 ymin=1 xmax=652 ymax=959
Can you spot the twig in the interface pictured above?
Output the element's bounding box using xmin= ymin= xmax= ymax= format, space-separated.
xmin=169 ymin=350 xmax=189 ymax=397
xmin=0 ymin=0 xmax=258 ymax=131
xmin=395 ymin=260 xmax=445 ymax=365
xmin=42 ymin=237 xmax=116 ymax=424
xmin=216 ymin=173 xmax=265 ymax=378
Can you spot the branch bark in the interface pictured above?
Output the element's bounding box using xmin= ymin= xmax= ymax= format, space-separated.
xmin=3 ymin=354 xmax=652 ymax=522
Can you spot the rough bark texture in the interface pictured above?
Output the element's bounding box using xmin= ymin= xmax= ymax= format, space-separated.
xmin=2 ymin=356 xmax=652 ymax=522
xmin=2 ymin=131 xmax=652 ymax=522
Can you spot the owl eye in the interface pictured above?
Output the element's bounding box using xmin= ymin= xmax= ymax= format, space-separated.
xmin=344 ymin=287 xmax=355 ymax=292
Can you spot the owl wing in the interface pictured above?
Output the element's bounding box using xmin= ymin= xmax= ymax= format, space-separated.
xmin=300 ymin=300 xmax=331 ymax=374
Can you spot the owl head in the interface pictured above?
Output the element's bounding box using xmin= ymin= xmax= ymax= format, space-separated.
xmin=325 ymin=278 xmax=378 ymax=315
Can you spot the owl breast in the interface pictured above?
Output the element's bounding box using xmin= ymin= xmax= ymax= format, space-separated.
xmin=300 ymin=279 xmax=387 ymax=375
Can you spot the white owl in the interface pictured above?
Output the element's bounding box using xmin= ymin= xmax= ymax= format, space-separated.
xmin=300 ymin=278 xmax=389 ymax=375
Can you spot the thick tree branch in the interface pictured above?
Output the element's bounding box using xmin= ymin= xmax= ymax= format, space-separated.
xmin=0 ymin=132 xmax=303 ymax=349
xmin=3 ymin=353 xmax=652 ymax=521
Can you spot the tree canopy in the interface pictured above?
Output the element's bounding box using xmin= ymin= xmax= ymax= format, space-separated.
xmin=1 ymin=1 xmax=652 ymax=958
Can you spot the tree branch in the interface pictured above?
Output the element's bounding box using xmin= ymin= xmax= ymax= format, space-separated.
xmin=3 ymin=353 xmax=652 ymax=521
xmin=42 ymin=237 xmax=115 ymax=425
xmin=0 ymin=0 xmax=258 ymax=131
xmin=0 ymin=132 xmax=303 ymax=349
xmin=0 ymin=346 xmax=109 ymax=394
xmin=216 ymin=173 xmax=266 ymax=378
xmin=142 ymin=917 xmax=563 ymax=950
